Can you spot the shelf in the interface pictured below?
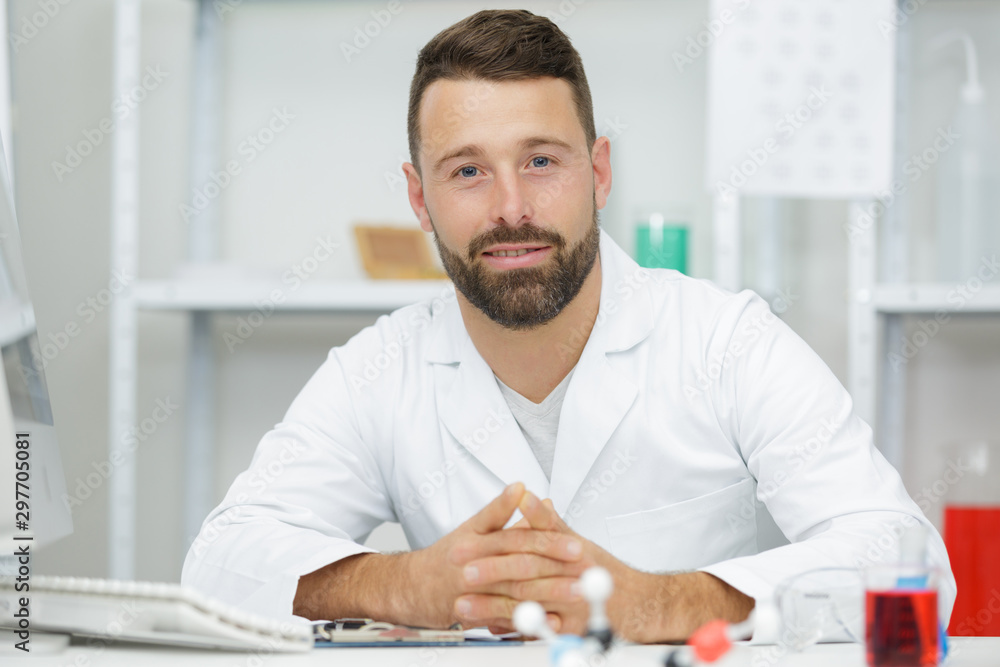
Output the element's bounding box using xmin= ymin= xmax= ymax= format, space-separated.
xmin=872 ymin=283 xmax=1000 ymax=314
xmin=132 ymin=278 xmax=454 ymax=313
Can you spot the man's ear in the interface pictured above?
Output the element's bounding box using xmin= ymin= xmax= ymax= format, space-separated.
xmin=591 ymin=136 xmax=612 ymax=210
xmin=403 ymin=162 xmax=434 ymax=233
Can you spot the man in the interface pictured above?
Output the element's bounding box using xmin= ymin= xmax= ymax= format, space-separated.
xmin=182 ymin=10 xmax=954 ymax=642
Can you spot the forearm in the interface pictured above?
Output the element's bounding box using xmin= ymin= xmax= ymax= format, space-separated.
xmin=615 ymin=570 xmax=754 ymax=642
xmin=293 ymin=551 xmax=436 ymax=626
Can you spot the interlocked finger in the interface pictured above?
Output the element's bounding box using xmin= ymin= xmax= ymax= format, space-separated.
xmin=463 ymin=552 xmax=591 ymax=589
xmin=450 ymin=527 xmax=583 ymax=565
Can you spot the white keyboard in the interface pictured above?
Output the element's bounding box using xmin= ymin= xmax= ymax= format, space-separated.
xmin=0 ymin=575 xmax=314 ymax=652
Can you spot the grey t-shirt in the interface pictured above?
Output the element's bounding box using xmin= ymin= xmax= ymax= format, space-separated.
xmin=494 ymin=369 xmax=575 ymax=480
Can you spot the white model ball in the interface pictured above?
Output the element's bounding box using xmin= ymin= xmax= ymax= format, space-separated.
xmin=751 ymin=601 xmax=781 ymax=640
xmin=579 ymin=567 xmax=614 ymax=603
xmin=513 ymin=601 xmax=550 ymax=638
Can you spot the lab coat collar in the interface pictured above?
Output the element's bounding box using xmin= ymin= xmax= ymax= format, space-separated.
xmin=424 ymin=229 xmax=654 ymax=508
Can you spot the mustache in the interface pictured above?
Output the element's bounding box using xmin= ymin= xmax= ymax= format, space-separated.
xmin=466 ymin=223 xmax=566 ymax=261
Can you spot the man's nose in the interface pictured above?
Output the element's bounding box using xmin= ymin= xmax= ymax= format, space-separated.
xmin=488 ymin=169 xmax=534 ymax=227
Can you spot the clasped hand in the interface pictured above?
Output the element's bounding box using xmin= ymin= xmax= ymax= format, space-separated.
xmin=410 ymin=482 xmax=652 ymax=638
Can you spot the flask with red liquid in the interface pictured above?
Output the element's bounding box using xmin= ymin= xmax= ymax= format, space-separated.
xmin=865 ymin=526 xmax=940 ymax=667
xmin=942 ymin=440 xmax=1000 ymax=636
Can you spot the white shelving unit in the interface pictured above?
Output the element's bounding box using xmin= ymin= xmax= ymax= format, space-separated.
xmin=108 ymin=0 xmax=142 ymax=581
xmin=849 ymin=266 xmax=1000 ymax=471
xmin=133 ymin=277 xmax=451 ymax=313
xmin=850 ymin=272 xmax=1000 ymax=472
xmin=710 ymin=2 xmax=1000 ymax=476
xmin=874 ymin=285 xmax=1000 ymax=314
xmin=847 ymin=12 xmax=1000 ymax=474
xmin=107 ymin=0 xmax=450 ymax=579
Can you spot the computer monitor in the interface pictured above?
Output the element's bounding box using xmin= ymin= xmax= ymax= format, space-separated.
xmin=0 ymin=134 xmax=72 ymax=574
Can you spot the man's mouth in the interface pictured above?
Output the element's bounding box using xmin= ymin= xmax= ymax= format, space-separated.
xmin=478 ymin=244 xmax=554 ymax=270
xmin=482 ymin=245 xmax=549 ymax=257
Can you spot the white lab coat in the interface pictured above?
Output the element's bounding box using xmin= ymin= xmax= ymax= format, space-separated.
xmin=182 ymin=230 xmax=955 ymax=640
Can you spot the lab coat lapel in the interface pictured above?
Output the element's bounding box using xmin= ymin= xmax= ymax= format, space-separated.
xmin=548 ymin=231 xmax=652 ymax=516
xmin=426 ymin=294 xmax=550 ymax=498
xmin=548 ymin=348 xmax=638 ymax=516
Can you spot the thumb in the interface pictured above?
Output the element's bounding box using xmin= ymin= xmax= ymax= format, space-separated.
xmin=464 ymin=482 xmax=525 ymax=534
xmin=518 ymin=492 xmax=565 ymax=531
xmin=508 ymin=498 xmax=554 ymax=530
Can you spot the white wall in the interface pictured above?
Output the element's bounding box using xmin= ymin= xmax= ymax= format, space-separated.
xmin=11 ymin=0 xmax=1000 ymax=581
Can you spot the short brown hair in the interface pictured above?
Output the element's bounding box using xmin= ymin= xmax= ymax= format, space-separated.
xmin=407 ymin=9 xmax=596 ymax=172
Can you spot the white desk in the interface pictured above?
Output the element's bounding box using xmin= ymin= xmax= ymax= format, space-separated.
xmin=3 ymin=637 xmax=997 ymax=666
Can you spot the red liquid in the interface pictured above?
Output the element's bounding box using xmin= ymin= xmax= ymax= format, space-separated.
xmin=865 ymin=589 xmax=938 ymax=667
xmin=944 ymin=505 xmax=1000 ymax=636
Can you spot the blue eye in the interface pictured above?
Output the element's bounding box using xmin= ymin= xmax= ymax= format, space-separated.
xmin=460 ymin=166 xmax=479 ymax=178
xmin=532 ymin=156 xmax=550 ymax=168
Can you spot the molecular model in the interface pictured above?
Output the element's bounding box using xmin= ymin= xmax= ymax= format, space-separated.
xmin=512 ymin=566 xmax=780 ymax=667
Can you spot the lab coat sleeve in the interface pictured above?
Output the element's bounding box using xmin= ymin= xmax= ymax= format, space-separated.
xmin=695 ymin=291 xmax=956 ymax=642
xmin=181 ymin=344 xmax=397 ymax=620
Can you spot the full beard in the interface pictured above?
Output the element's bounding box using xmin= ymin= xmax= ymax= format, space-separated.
xmin=431 ymin=208 xmax=601 ymax=331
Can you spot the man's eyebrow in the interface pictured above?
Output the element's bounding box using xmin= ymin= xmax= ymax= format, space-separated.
xmin=518 ymin=136 xmax=575 ymax=152
xmin=431 ymin=137 xmax=577 ymax=174
xmin=432 ymin=145 xmax=485 ymax=174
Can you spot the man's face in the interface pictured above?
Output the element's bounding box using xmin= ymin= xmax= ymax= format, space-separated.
xmin=404 ymin=77 xmax=611 ymax=330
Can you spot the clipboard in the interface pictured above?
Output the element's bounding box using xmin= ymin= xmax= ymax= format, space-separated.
xmin=311 ymin=619 xmax=523 ymax=647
